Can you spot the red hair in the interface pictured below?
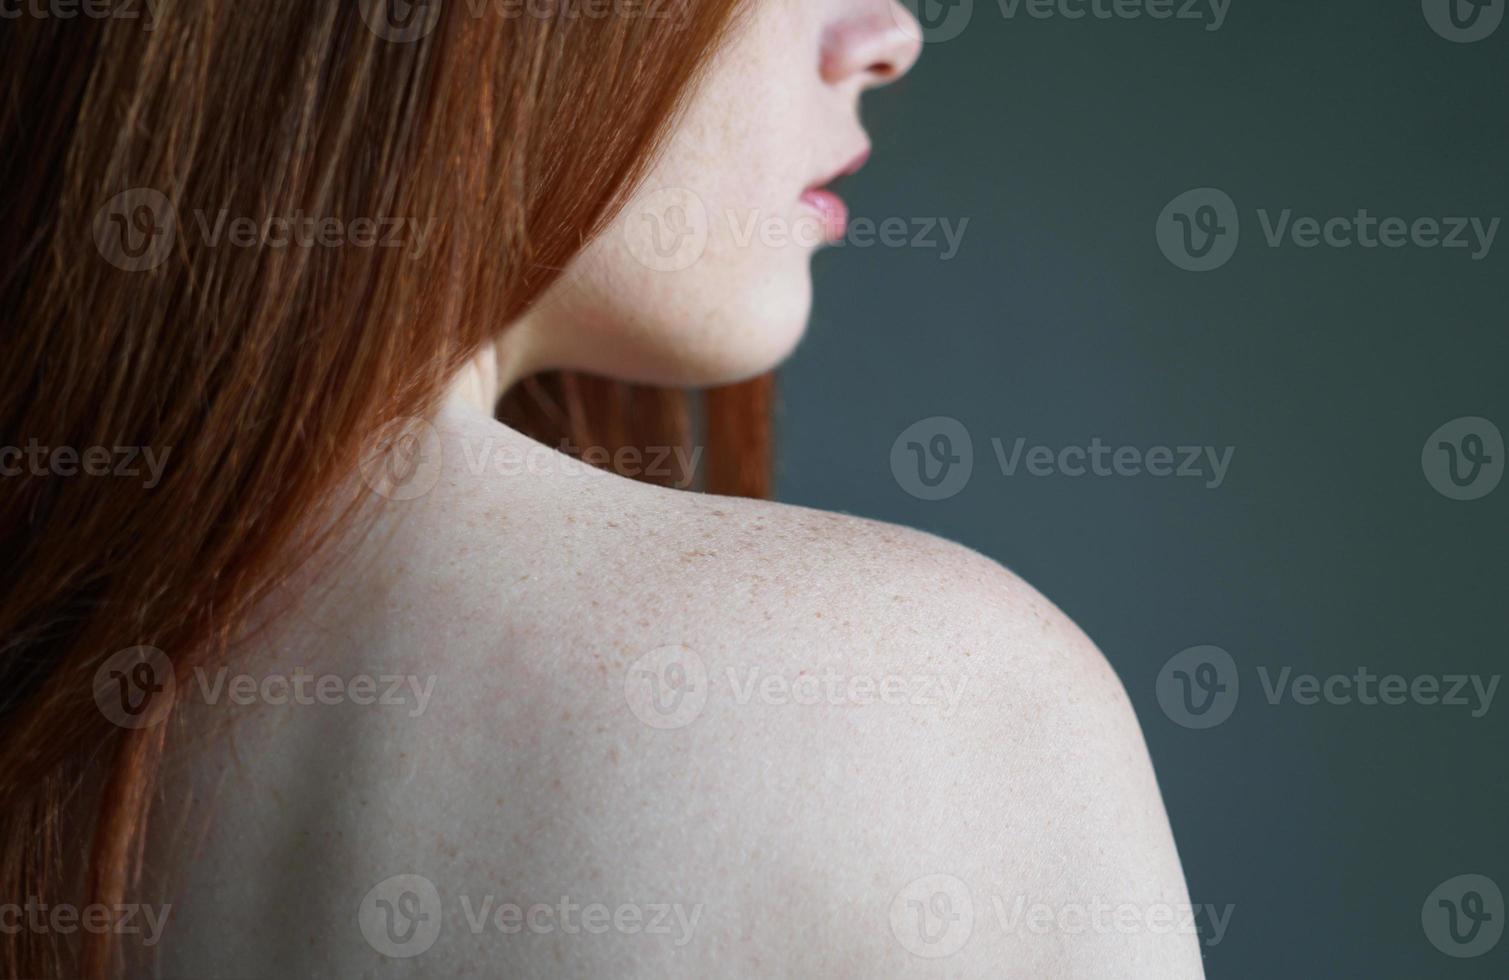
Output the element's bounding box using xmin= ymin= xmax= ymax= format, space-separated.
xmin=0 ymin=2 xmax=764 ymax=975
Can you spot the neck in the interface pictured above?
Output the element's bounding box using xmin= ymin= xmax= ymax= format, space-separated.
xmin=446 ymin=326 xmax=539 ymax=414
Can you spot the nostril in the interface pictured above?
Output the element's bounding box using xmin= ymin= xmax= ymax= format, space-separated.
xmin=821 ymin=15 xmax=921 ymax=88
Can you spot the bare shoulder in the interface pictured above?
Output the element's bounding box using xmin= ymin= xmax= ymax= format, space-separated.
xmin=147 ymin=406 xmax=1204 ymax=978
xmin=380 ymin=405 xmax=1202 ymax=975
xmin=427 ymin=399 xmax=1110 ymax=675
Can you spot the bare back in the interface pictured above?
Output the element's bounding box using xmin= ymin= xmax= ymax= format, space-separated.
xmin=139 ymin=400 xmax=1204 ymax=978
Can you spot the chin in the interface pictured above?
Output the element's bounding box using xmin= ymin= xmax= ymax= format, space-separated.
xmin=685 ymin=270 xmax=813 ymax=385
xmin=534 ymin=258 xmax=814 ymax=388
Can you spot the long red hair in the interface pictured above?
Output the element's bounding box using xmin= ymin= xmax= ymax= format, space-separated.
xmin=0 ymin=2 xmax=767 ymax=975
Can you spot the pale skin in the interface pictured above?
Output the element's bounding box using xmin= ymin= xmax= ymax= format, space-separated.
xmin=140 ymin=2 xmax=1205 ymax=976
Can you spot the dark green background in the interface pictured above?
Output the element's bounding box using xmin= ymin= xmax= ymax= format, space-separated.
xmin=777 ymin=0 xmax=1508 ymax=975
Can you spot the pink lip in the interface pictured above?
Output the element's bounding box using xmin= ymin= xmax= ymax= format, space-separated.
xmin=800 ymin=188 xmax=850 ymax=242
xmin=800 ymin=147 xmax=871 ymax=243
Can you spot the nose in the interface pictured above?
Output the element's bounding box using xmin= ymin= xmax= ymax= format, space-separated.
xmin=820 ymin=2 xmax=924 ymax=90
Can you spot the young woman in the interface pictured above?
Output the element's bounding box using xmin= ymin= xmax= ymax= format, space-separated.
xmin=0 ymin=1 xmax=1203 ymax=976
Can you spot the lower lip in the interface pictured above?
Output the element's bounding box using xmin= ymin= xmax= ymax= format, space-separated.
xmin=799 ymin=189 xmax=849 ymax=243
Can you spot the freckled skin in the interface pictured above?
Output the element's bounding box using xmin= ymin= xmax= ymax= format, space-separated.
xmin=143 ymin=400 xmax=1203 ymax=978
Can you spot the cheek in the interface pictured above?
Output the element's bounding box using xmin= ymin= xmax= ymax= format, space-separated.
xmin=517 ymin=4 xmax=822 ymax=387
